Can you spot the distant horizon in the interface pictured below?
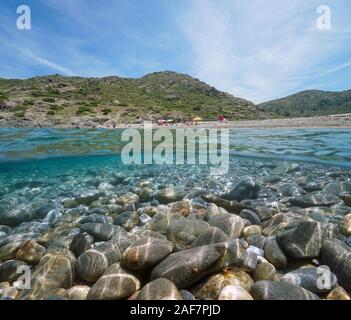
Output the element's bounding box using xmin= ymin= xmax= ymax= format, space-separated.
xmin=1 ymin=1 xmax=351 ymax=103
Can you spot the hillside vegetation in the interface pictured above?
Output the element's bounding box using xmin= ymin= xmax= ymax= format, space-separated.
xmin=259 ymin=89 xmax=351 ymax=118
xmin=0 ymin=71 xmax=266 ymax=127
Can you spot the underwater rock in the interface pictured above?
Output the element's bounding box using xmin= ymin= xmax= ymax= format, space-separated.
xmin=208 ymin=213 xmax=245 ymax=239
xmin=87 ymin=263 xmax=140 ymax=300
xmin=64 ymin=285 xmax=90 ymax=300
xmin=150 ymin=240 xmax=249 ymax=289
xmin=137 ymin=278 xmax=182 ymax=300
xmin=193 ymin=268 xmax=253 ymax=300
xmin=16 ymin=240 xmax=45 ymax=265
xmin=289 ymin=192 xmax=340 ymax=208
xmin=167 ymin=219 xmax=209 ymax=251
xmin=201 ymin=194 xmax=246 ymax=214
xmin=0 ymin=260 xmax=28 ymax=283
xmin=254 ymin=262 xmax=276 ymax=281
xmin=218 ymin=285 xmax=253 ymax=300
xmin=339 ymin=214 xmax=351 ymax=236
xmin=121 ymin=238 xmax=173 ymax=270
xmin=321 ymin=238 xmax=351 ymax=290
xmin=191 ymin=227 xmax=229 ymax=248
xmin=277 ymin=220 xmax=322 ymax=258
xmin=264 ymin=236 xmax=287 ymax=269
xmin=224 ymin=176 xmax=260 ymax=201
xmin=114 ymin=211 xmax=139 ymax=231
xmin=250 ymin=280 xmax=319 ymax=300
xmin=79 ymin=223 xmax=120 ymax=241
xmin=282 ymin=267 xmax=338 ymax=293
xmin=19 ymin=250 xmax=76 ymax=300
xmin=154 ymin=187 xmax=186 ymax=205
xmin=69 ymin=233 xmax=94 ymax=257
xmin=78 ymin=214 xmax=114 ymax=225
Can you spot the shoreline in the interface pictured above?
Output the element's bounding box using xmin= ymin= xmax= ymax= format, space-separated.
xmin=1 ymin=113 xmax=351 ymax=129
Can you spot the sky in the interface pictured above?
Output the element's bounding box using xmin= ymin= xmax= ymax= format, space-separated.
xmin=0 ymin=0 xmax=350 ymax=103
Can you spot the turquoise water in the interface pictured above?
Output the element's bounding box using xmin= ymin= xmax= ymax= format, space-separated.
xmin=0 ymin=127 xmax=350 ymax=195
xmin=0 ymin=128 xmax=351 ymax=165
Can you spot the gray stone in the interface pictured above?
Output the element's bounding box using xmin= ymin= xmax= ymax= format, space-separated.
xmin=78 ymin=214 xmax=114 ymax=224
xmin=224 ymin=176 xmax=260 ymax=201
xmin=0 ymin=260 xmax=28 ymax=282
xmin=121 ymin=238 xmax=173 ymax=270
xmin=277 ymin=221 xmax=322 ymax=258
xmin=209 ymin=213 xmax=245 ymax=239
xmin=239 ymin=209 xmax=261 ymax=225
xmin=19 ymin=250 xmax=76 ymax=300
xmin=167 ymin=219 xmax=209 ymax=251
xmin=290 ymin=192 xmax=340 ymax=208
xmin=114 ymin=211 xmax=139 ymax=231
xmin=79 ymin=223 xmax=120 ymax=241
xmin=150 ymin=240 xmax=249 ymax=289
xmin=191 ymin=227 xmax=230 ymax=248
xmin=250 ymin=280 xmax=320 ymax=300
xmin=154 ymin=187 xmax=185 ymax=204
xmin=69 ymin=233 xmax=94 ymax=257
xmin=282 ymin=267 xmax=338 ymax=293
xmin=137 ymin=278 xmax=182 ymax=300
xmin=264 ymin=236 xmax=287 ymax=269
xmin=87 ymin=263 xmax=140 ymax=300
xmin=321 ymin=238 xmax=351 ymax=290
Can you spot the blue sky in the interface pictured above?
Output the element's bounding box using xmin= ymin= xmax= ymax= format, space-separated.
xmin=0 ymin=0 xmax=350 ymax=103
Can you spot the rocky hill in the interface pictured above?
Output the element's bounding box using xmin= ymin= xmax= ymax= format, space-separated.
xmin=259 ymin=89 xmax=351 ymax=118
xmin=0 ymin=71 xmax=266 ymax=127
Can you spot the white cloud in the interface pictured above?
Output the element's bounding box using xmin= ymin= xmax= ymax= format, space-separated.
xmin=177 ymin=0 xmax=351 ymax=103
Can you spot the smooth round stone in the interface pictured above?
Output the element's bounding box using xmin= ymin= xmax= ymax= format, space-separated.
xmin=69 ymin=233 xmax=94 ymax=257
xmin=43 ymin=209 xmax=62 ymax=225
xmin=289 ymin=192 xmax=340 ymax=208
xmin=218 ymin=285 xmax=253 ymax=300
xmin=239 ymin=209 xmax=261 ymax=225
xmin=282 ymin=267 xmax=338 ymax=293
xmin=114 ymin=211 xmax=139 ymax=231
xmin=137 ymin=278 xmax=182 ymax=300
xmin=19 ymin=250 xmax=76 ymax=300
xmin=0 ymin=260 xmax=28 ymax=282
xmin=167 ymin=219 xmax=209 ymax=251
xmin=250 ymin=280 xmax=320 ymax=300
xmin=0 ymin=242 xmax=23 ymax=262
xmin=193 ymin=268 xmax=253 ymax=300
xmin=0 ymin=232 xmax=7 ymax=247
xmin=154 ymin=187 xmax=186 ymax=205
xmin=0 ymin=226 xmax=11 ymax=234
xmin=98 ymin=182 xmax=114 ymax=192
xmin=246 ymin=234 xmax=266 ymax=249
xmin=79 ymin=223 xmax=119 ymax=241
xmin=321 ymin=238 xmax=351 ymax=290
xmin=243 ymin=225 xmax=262 ymax=238
xmin=277 ymin=221 xmax=322 ymax=259
xmin=224 ymin=176 xmax=260 ymax=201
xmin=16 ymin=240 xmax=45 ymax=265
xmin=339 ymin=214 xmax=351 ymax=236
xmin=74 ymin=189 xmax=102 ymax=205
xmin=121 ymin=238 xmax=173 ymax=270
xmin=191 ymin=227 xmax=229 ymax=248
xmin=87 ymin=263 xmax=140 ymax=300
xmin=76 ymin=249 xmax=109 ymax=283
xmin=254 ymin=262 xmax=276 ymax=281
xmin=208 ymin=213 xmax=245 ymax=239
xmin=150 ymin=240 xmax=248 ymax=289
xmin=180 ymin=290 xmax=195 ymax=300
xmin=0 ymin=204 xmax=36 ymax=227
xmin=64 ymin=285 xmax=91 ymax=300
xmin=264 ymin=236 xmax=287 ymax=269
xmin=116 ymin=192 xmax=139 ymax=210
xmin=137 ymin=206 xmax=158 ymax=218
xmin=247 ymin=245 xmax=264 ymax=257
xmin=326 ymin=286 xmax=351 ymax=300
xmin=1 ymin=286 xmax=18 ymax=299
xmin=78 ymin=214 xmax=114 ymax=225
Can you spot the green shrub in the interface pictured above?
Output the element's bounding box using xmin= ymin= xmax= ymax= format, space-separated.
xmin=102 ymin=108 xmax=112 ymax=115
xmin=15 ymin=111 xmax=25 ymax=117
xmin=43 ymin=97 xmax=56 ymax=103
xmin=47 ymin=110 xmax=55 ymax=116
